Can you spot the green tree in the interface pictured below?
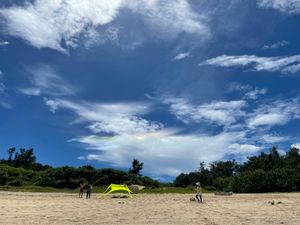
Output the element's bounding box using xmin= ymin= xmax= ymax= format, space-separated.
xmin=14 ymin=148 xmax=37 ymax=167
xmin=129 ymin=159 xmax=144 ymax=176
xmin=210 ymin=160 xmax=238 ymax=177
xmin=7 ymin=147 xmax=16 ymax=162
xmin=285 ymin=147 xmax=300 ymax=170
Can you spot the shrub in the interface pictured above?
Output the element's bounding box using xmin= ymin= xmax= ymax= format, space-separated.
xmin=205 ymin=186 xmax=216 ymax=191
xmin=8 ymin=178 xmax=24 ymax=186
xmin=0 ymin=170 xmax=8 ymax=185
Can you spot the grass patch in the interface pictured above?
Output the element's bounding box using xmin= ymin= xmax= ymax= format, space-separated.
xmin=0 ymin=185 xmax=108 ymax=193
xmin=140 ymin=186 xmax=212 ymax=194
xmin=0 ymin=185 xmax=213 ymax=194
xmin=0 ymin=185 xmax=76 ymax=193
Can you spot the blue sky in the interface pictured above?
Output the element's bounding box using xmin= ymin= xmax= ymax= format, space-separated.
xmin=0 ymin=0 xmax=300 ymax=180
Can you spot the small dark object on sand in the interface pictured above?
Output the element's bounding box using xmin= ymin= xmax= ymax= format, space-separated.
xmin=190 ymin=197 xmax=196 ymax=201
xmin=268 ymin=200 xmax=275 ymax=205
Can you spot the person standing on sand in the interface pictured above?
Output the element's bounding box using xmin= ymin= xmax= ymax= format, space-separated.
xmin=86 ymin=182 xmax=92 ymax=199
xmin=195 ymin=182 xmax=202 ymax=203
xmin=79 ymin=182 xmax=84 ymax=198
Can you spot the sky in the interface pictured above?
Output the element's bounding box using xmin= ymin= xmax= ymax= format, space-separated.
xmin=0 ymin=0 xmax=300 ymax=181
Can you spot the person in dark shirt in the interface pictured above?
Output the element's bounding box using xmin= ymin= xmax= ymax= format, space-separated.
xmin=86 ymin=182 xmax=93 ymax=199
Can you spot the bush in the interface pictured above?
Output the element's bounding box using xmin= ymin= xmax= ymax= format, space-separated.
xmin=212 ymin=177 xmax=233 ymax=191
xmin=232 ymin=169 xmax=300 ymax=193
xmin=8 ymin=178 xmax=24 ymax=186
xmin=140 ymin=176 xmax=160 ymax=188
xmin=205 ymin=186 xmax=216 ymax=191
xmin=0 ymin=170 xmax=8 ymax=185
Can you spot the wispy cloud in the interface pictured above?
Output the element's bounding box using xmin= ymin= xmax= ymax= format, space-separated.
xmin=20 ymin=65 xmax=76 ymax=96
xmin=228 ymin=143 xmax=261 ymax=155
xmin=263 ymin=40 xmax=288 ymax=49
xmin=0 ymin=0 xmax=209 ymax=52
xmin=0 ymin=40 xmax=9 ymax=46
xmin=227 ymin=83 xmax=252 ymax=92
xmin=248 ymin=98 xmax=300 ymax=129
xmin=248 ymin=113 xmax=289 ymax=128
xmin=0 ymin=70 xmax=4 ymax=93
xmin=163 ymin=97 xmax=246 ymax=126
xmin=201 ymin=54 xmax=300 ymax=74
xmin=257 ymin=0 xmax=300 ymax=14
xmin=44 ymin=98 xmax=162 ymax=135
xmin=244 ymin=88 xmax=267 ymax=100
xmin=172 ymin=52 xmax=190 ymax=61
xmin=40 ymin=95 xmax=266 ymax=176
xmin=43 ymin=98 xmax=60 ymax=113
xmin=227 ymin=83 xmax=267 ymax=100
xmin=19 ymin=88 xmax=41 ymax=96
xmin=0 ymin=70 xmax=12 ymax=109
xmin=260 ymin=134 xmax=288 ymax=144
xmin=164 ymin=95 xmax=299 ymax=141
xmin=41 ymin=93 xmax=300 ymax=176
xmin=73 ymin=131 xmax=257 ymax=177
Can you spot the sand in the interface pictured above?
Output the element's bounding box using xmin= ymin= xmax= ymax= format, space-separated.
xmin=0 ymin=191 xmax=299 ymax=225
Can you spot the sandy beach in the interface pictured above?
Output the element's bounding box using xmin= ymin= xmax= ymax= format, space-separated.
xmin=0 ymin=191 xmax=299 ymax=225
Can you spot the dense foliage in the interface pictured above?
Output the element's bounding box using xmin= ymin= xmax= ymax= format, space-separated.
xmin=1 ymin=146 xmax=300 ymax=192
xmin=174 ymin=147 xmax=300 ymax=192
xmin=0 ymin=148 xmax=160 ymax=189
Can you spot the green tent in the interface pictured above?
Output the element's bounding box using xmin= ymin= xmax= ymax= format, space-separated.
xmin=99 ymin=184 xmax=133 ymax=198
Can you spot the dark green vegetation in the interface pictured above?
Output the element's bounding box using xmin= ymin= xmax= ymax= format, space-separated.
xmin=1 ymin=146 xmax=300 ymax=193
xmin=0 ymin=148 xmax=159 ymax=190
xmin=174 ymin=147 xmax=300 ymax=193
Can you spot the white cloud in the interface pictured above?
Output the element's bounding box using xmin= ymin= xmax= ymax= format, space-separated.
xmin=73 ymin=131 xmax=258 ymax=177
xmin=228 ymin=143 xmax=261 ymax=155
xmin=172 ymin=52 xmax=190 ymax=61
xmin=257 ymin=0 xmax=300 ymax=14
xmin=44 ymin=98 xmax=60 ymax=113
xmin=260 ymin=134 xmax=288 ymax=143
xmin=21 ymin=65 xmax=76 ymax=96
xmin=201 ymin=54 xmax=300 ymax=74
xmin=164 ymin=97 xmax=246 ymax=126
xmin=291 ymin=143 xmax=300 ymax=149
xmin=263 ymin=40 xmax=288 ymax=49
xmin=40 ymin=92 xmax=300 ymax=177
xmin=164 ymin=96 xmax=299 ymax=132
xmin=0 ymin=81 xmax=5 ymax=95
xmin=227 ymin=83 xmax=252 ymax=92
xmin=87 ymin=119 xmax=162 ymax=136
xmin=249 ymin=113 xmax=289 ymax=128
xmin=281 ymin=63 xmax=300 ymax=73
xmin=44 ymin=98 xmax=162 ymax=135
xmin=0 ymin=71 xmax=12 ymax=109
xmin=19 ymin=88 xmax=41 ymax=96
xmin=248 ymin=98 xmax=300 ymax=129
xmin=40 ymin=95 xmax=267 ymax=177
xmin=0 ymin=40 xmax=9 ymax=46
xmin=244 ymin=88 xmax=267 ymax=100
xmin=0 ymin=0 xmax=209 ymax=52
xmin=227 ymin=84 xmax=267 ymax=100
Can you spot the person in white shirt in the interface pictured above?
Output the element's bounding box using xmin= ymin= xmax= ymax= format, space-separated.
xmin=195 ymin=182 xmax=202 ymax=203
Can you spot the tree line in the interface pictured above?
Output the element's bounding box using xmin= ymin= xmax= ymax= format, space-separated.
xmin=174 ymin=146 xmax=300 ymax=192
xmin=0 ymin=148 xmax=160 ymax=188
xmin=1 ymin=146 xmax=300 ymax=192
